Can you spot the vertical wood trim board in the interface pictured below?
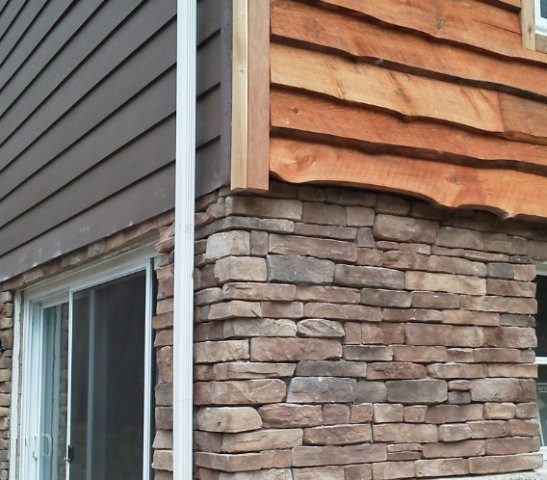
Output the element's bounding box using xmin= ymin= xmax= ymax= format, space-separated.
xmin=230 ymin=0 xmax=269 ymax=191
xmin=521 ymin=0 xmax=536 ymax=49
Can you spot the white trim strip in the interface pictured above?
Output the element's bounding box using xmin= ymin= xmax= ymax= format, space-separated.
xmin=174 ymin=1 xmax=196 ymax=479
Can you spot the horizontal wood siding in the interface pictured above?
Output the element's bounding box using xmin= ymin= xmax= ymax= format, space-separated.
xmin=196 ymin=0 xmax=232 ymax=197
xmin=0 ymin=0 xmax=176 ymax=281
xmin=269 ymin=0 xmax=547 ymax=220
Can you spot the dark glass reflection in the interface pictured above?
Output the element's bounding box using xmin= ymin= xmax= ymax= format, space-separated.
xmin=536 ymin=276 xmax=547 ymax=356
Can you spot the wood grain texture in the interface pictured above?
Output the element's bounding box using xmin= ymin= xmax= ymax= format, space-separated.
xmin=270 ymin=138 xmax=547 ymax=220
xmin=271 ymin=0 xmax=547 ymax=98
xmin=521 ymin=0 xmax=536 ymax=49
xmin=271 ymin=89 xmax=547 ymax=172
xmin=319 ymin=0 xmax=547 ymax=64
xmin=271 ymin=43 xmax=504 ymax=133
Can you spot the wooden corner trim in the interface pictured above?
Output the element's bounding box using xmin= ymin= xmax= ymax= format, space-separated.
xmin=231 ymin=0 xmax=270 ymax=191
xmin=521 ymin=0 xmax=536 ymax=49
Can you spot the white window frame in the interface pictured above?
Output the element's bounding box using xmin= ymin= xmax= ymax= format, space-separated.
xmin=535 ymin=0 xmax=547 ymax=37
xmin=13 ymin=243 xmax=157 ymax=480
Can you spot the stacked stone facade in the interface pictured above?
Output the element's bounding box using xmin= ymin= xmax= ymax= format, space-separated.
xmin=194 ymin=183 xmax=547 ymax=479
xmin=0 ymin=212 xmax=174 ymax=479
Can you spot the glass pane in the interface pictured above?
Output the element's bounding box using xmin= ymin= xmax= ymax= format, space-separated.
xmin=535 ymin=276 xmax=547 ymax=356
xmin=538 ymin=365 xmax=547 ymax=446
xmin=541 ymin=0 xmax=547 ymax=19
xmin=70 ymin=271 xmax=146 ymax=480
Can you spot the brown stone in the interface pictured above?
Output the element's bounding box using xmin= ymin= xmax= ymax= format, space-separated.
xmin=194 ymin=380 xmax=286 ymax=405
xmin=470 ymin=378 xmax=536 ymax=402
xmin=287 ymin=377 xmax=357 ymax=403
xmin=516 ymin=402 xmax=538 ymax=419
xmin=392 ymin=346 xmax=447 ymax=363
xmin=295 ymin=286 xmax=361 ymax=304
xmin=346 ymin=206 xmax=375 ymax=227
xmin=514 ymin=264 xmax=536 ymax=281
xmin=251 ymin=338 xmax=342 ymax=361
xmin=297 ymin=319 xmax=344 ymax=338
xmin=261 ymin=301 xmax=303 ymax=319
xmin=213 ymin=362 xmax=295 ymax=380
xmin=157 ymin=346 xmax=173 ymax=383
xmin=303 ymin=424 xmax=371 ymax=445
xmin=412 ymin=291 xmax=459 ymax=309
xmin=194 ymin=431 xmax=222 ymax=452
xmin=487 ymin=364 xmax=537 ymax=378
xmin=361 ymin=323 xmax=405 ymax=345
xmin=403 ymin=406 xmax=427 ymax=423
xmin=376 ymin=194 xmax=410 ymax=214
xmin=334 ymin=265 xmax=405 ymax=289
xmin=323 ymin=404 xmax=351 ymax=425
xmin=405 ymin=324 xmax=483 ymax=347
xmin=214 ymin=257 xmax=267 ymax=283
xmin=269 ymin=234 xmax=357 ymax=262
xmin=357 ymin=248 xmax=384 ymax=266
xmin=474 ymin=348 xmax=521 ymax=363
xmin=425 ymin=404 xmax=483 ymax=424
xmin=152 ymin=450 xmax=173 ymax=472
xmin=448 ymin=380 xmax=472 ymax=391
xmin=387 ymin=451 xmax=421 ymax=462
xmin=484 ymin=403 xmax=516 ymax=420
xmin=303 ymin=202 xmax=346 ymax=226
xmin=373 ymin=423 xmax=438 ymax=443
xmin=500 ymin=313 xmax=535 ymax=327
xmin=469 ymin=453 xmax=543 ymax=474
xmin=373 ymin=214 xmax=437 ymax=243
xmin=345 ymin=464 xmax=372 ymax=480
xmin=448 ymin=391 xmax=472 ymax=404
xmin=207 ymin=301 xmax=262 ymax=321
xmin=223 ymin=319 xmax=296 ymax=338
xmin=483 ymin=326 xmax=537 ymax=349
xmin=344 ymin=346 xmax=393 ymax=361
xmin=356 ymin=228 xmax=375 ymax=248
xmin=354 ymin=381 xmax=387 ymax=403
xmin=372 ymin=461 xmax=415 ymax=480
xmin=155 ymin=407 xmax=173 ymax=429
xmin=267 ymin=255 xmax=335 ymax=284
xmin=196 ymin=407 xmax=262 ymax=433
xmin=344 ymin=322 xmax=361 ymax=344
xmin=361 ymin=289 xmax=412 ymax=308
xmin=225 ymin=196 xmax=302 ymax=220
xmin=486 ymin=437 xmax=540 ymax=455
xmin=218 ymin=468 xmax=293 ymax=480
xmin=382 ymin=251 xmax=428 ymax=270
xmin=292 ymin=444 xmax=387 ymax=467
xmin=406 ymin=271 xmax=486 ymax=295
xmin=487 ymin=279 xmax=536 ymax=297
xmin=194 ymin=340 xmax=249 ymax=364
xmin=295 ymin=361 xmax=367 ymax=378
xmin=442 ymin=310 xmax=499 ymax=326
xmin=460 ymin=295 xmax=537 ymax=314
xmin=367 ymin=362 xmax=426 ymax=380
xmin=221 ymin=429 xmax=303 ymax=453
xmin=469 ymin=421 xmax=510 ymax=439
xmin=293 ymin=467 xmax=344 ymax=480
xmin=259 ymin=404 xmax=323 ymax=428
xmin=222 ymin=282 xmax=296 ymax=302
xmin=415 ymin=458 xmax=469 ymax=477
xmin=438 ymin=424 xmax=472 ymax=442
xmin=294 ymin=223 xmax=356 ymax=241
xmin=261 ymin=450 xmax=292 ymax=469
xmin=382 ymin=308 xmax=442 ymax=322
xmin=373 ymin=404 xmax=404 ymax=423
xmin=437 ymin=227 xmax=483 ymax=249
xmin=194 ymin=452 xmax=261 ymax=472
xmin=509 ymin=419 xmax=539 ymax=436
xmin=350 ymin=403 xmax=373 ymax=423
xmin=426 ymin=255 xmax=486 ymax=277
xmin=305 ymin=303 xmax=381 ymax=322
xmin=250 ymin=230 xmax=269 ymax=256
xmin=427 ymin=363 xmax=487 ymax=379
xmin=386 ymin=379 xmax=447 ymax=404
xmin=205 ymin=231 xmax=250 ymax=261
xmin=488 ymin=262 xmax=515 ymax=279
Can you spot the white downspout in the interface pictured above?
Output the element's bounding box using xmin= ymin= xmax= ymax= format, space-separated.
xmin=174 ymin=1 xmax=196 ymax=479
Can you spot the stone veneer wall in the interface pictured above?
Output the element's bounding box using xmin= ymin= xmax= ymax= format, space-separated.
xmin=0 ymin=211 xmax=175 ymax=480
xmin=193 ymin=182 xmax=547 ymax=480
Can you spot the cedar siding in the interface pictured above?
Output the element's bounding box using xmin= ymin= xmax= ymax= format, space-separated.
xmin=0 ymin=0 xmax=177 ymax=281
xmin=269 ymin=0 xmax=547 ymax=220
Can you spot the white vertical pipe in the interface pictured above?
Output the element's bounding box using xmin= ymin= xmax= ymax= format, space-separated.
xmin=174 ymin=1 xmax=196 ymax=479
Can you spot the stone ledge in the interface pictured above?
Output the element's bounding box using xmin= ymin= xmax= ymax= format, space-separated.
xmin=438 ymin=470 xmax=547 ymax=480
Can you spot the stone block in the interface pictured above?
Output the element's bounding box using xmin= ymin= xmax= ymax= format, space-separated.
xmin=514 ymin=264 xmax=536 ymax=281
xmin=346 ymin=206 xmax=375 ymax=227
xmin=269 ymin=234 xmax=357 ymax=263
xmin=474 ymin=348 xmax=521 ymax=363
xmin=487 ymin=364 xmax=537 ymax=378
xmin=367 ymin=362 xmax=426 ymax=380
xmin=485 ymin=436 xmax=540 ymax=455
xmin=426 ymin=255 xmax=486 ymax=277
xmin=437 ymin=227 xmax=484 ymax=249
xmin=297 ymin=319 xmax=344 ymax=338
xmin=470 ymin=378 xmax=536 ymax=402
xmin=415 ymin=458 xmax=469 ymax=477
xmin=487 ymin=262 xmax=515 ymax=279
xmin=196 ymin=407 xmax=262 ymax=433
xmin=361 ymin=323 xmax=405 ymax=345
xmin=292 ymin=444 xmax=387 ymax=467
xmin=469 ymin=421 xmax=510 ymax=439
xmin=350 ymin=403 xmax=373 ymax=423
xmin=259 ymin=404 xmax=323 ymax=428
xmin=287 ymin=377 xmax=356 ymax=403
xmin=442 ymin=310 xmax=499 ymax=326
xmin=392 ymin=346 xmax=447 ymax=363
xmin=438 ymin=424 xmax=472 ymax=442
xmin=250 ymin=230 xmax=269 ymax=256
xmin=218 ymin=468 xmax=293 ymax=480
xmin=194 ymin=380 xmax=286 ymax=405
xmin=344 ymin=346 xmax=393 ymax=361
xmin=345 ymin=464 xmax=373 ymax=480
xmin=469 ymin=453 xmax=543 ymax=474
xmin=295 ymin=285 xmax=361 ymax=304
xmin=382 ymin=308 xmax=442 ymax=322
xmin=361 ymin=289 xmax=412 ymax=308
xmin=516 ymin=402 xmax=538 ymax=419
xmin=373 ymin=214 xmax=437 ymax=244
xmin=484 ymin=403 xmax=516 ymax=420
xmin=372 ymin=461 xmax=415 ymax=480
xmin=403 ymin=406 xmax=427 ymax=423
xmin=295 ymin=361 xmax=367 ymax=378
xmin=354 ymin=381 xmax=387 ymax=403
xmin=213 ymin=362 xmax=295 ymax=380
xmin=406 ymin=271 xmax=486 ymax=295
xmin=323 ymin=404 xmax=350 ymax=425
xmin=250 ymin=338 xmax=342 ymax=361
xmin=427 ymin=363 xmax=487 ymax=379
xmin=194 ymin=452 xmax=261 ymax=472
xmin=303 ymin=424 xmax=371 ymax=445
xmin=267 ymin=255 xmax=334 ymax=284
xmin=386 ymin=379 xmax=447 ymax=404
xmin=306 ymin=303 xmax=381 ymax=322
xmin=293 ymin=467 xmax=343 ymax=480
xmin=214 ymin=257 xmax=267 ymax=283
xmin=223 ymin=319 xmax=296 ymax=338
xmin=221 ymin=429 xmax=303 ymax=453
xmin=303 ymin=202 xmax=346 ymax=226
xmin=225 ymin=196 xmax=302 ymax=220
xmin=356 ymin=228 xmax=375 ymax=248
xmin=294 ymin=223 xmax=357 ymax=241
xmin=205 ymin=231 xmax=250 ymax=261
xmin=382 ymin=251 xmax=428 ymax=270
xmin=405 ymin=323 xmax=483 ymax=347
xmin=373 ymin=423 xmax=438 ymax=443
xmin=460 ymin=295 xmax=537 ymax=314
xmin=357 ymin=249 xmax=384 ymax=266
xmin=373 ymin=404 xmax=404 ymax=423
xmin=376 ymin=194 xmax=410 ymax=214
xmin=509 ymin=419 xmax=538 ymax=436
xmin=425 ymin=404 xmax=483 ymax=424
xmin=335 ymin=265 xmax=405 ymax=289
xmin=483 ymin=326 xmax=537 ymax=349
xmin=207 ymin=301 xmax=262 ymax=321
xmin=487 ymin=279 xmax=536 ymax=297
xmin=412 ymin=292 xmax=459 ymax=309
xmin=261 ymin=301 xmax=303 ymax=319
xmin=261 ymin=450 xmax=292 ymax=469
xmin=222 ymin=282 xmax=296 ymax=302
xmin=194 ymin=340 xmax=249 ymax=364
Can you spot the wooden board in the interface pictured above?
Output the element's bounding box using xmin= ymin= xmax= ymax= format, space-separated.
xmin=270 ymin=137 xmax=547 ymax=219
xmin=271 ymin=0 xmax=547 ymax=98
xmin=318 ymin=0 xmax=547 ymax=64
xmin=271 ymin=88 xmax=547 ymax=173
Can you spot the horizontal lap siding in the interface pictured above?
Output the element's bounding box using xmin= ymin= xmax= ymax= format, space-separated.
xmin=269 ymin=0 xmax=547 ymax=220
xmin=0 ymin=0 xmax=176 ymax=281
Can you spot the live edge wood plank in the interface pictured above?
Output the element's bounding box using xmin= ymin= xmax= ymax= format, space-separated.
xmin=318 ymin=0 xmax=547 ymax=64
xmin=271 ymin=0 xmax=547 ymax=98
xmin=230 ymin=0 xmax=269 ymax=191
xmin=270 ymin=138 xmax=547 ymax=219
xmin=271 ymin=89 xmax=547 ymax=172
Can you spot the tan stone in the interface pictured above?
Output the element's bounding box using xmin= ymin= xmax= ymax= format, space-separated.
xmin=483 ymin=326 xmax=537 ymax=348
xmin=155 ymin=406 xmax=172 ymax=429
xmin=303 ymin=424 xmax=371 ymax=445
xmin=218 ymin=468 xmax=293 ymax=480
xmin=469 ymin=453 xmax=543 ymax=474
xmin=152 ymin=450 xmax=173 ymax=472
xmin=486 ymin=436 xmax=540 ymax=455
xmin=250 ymin=231 xmax=268 ymax=256
xmin=357 ymin=248 xmax=384 ymax=266
xmin=267 ymin=255 xmax=335 ymax=284
xmin=223 ymin=319 xmax=296 ymax=338
xmin=261 ymin=301 xmax=303 ymax=319
xmin=214 ymin=257 xmax=267 ymax=283
xmin=425 ymin=404 xmax=483 ymax=424
xmin=335 ymin=265 xmax=404 ymax=289
xmin=292 ymin=444 xmax=387 ymax=467
xmin=194 ymin=340 xmax=249 ymax=364
xmin=470 ymin=378 xmax=536 ymax=402
xmin=157 ymin=346 xmax=173 ymax=383
xmin=294 ymin=223 xmax=356 ymax=241
xmin=196 ymin=407 xmax=262 ymax=433
xmin=514 ymin=264 xmax=536 ymax=281
xmin=442 ymin=310 xmax=499 ymax=326
xmin=261 ymin=450 xmax=292 ymax=469
xmin=484 ymin=403 xmax=516 ymax=420
xmin=469 ymin=421 xmax=510 ymax=439
xmin=382 ymin=308 xmax=442 ymax=322
xmin=373 ymin=423 xmax=438 ymax=443
xmin=426 ymin=255 xmax=486 ymax=277
xmin=474 ymin=348 xmax=521 ymax=363
xmin=269 ymin=234 xmax=357 ymax=262
xmin=297 ymin=319 xmax=345 ymax=338
xmin=222 ymin=282 xmax=296 ymax=301
xmin=293 ymin=466 xmax=344 ymax=480
xmin=460 ymin=295 xmax=537 ymax=314
xmin=323 ymin=404 xmax=350 ymax=425
xmin=259 ymin=404 xmax=323 ymax=428
xmin=287 ymin=377 xmax=356 ymax=403
xmin=516 ymin=402 xmax=538 ymax=419
xmin=194 ymin=431 xmax=222 ymax=452
xmin=207 ymin=301 xmax=262 ymax=321
xmin=350 ymin=403 xmax=373 ymax=423
xmin=194 ymin=452 xmax=261 ymax=472
xmin=344 ymin=322 xmax=361 ymax=344
xmin=487 ymin=363 xmax=537 ymax=378
xmin=205 ymin=231 xmax=250 ymax=261
xmin=386 ymin=379 xmax=447 ymax=404
xmin=372 ymin=461 xmax=415 ymax=480
xmin=437 ymin=227 xmax=483 ymax=249
xmin=368 ymin=362 xmax=426 ymax=380
xmin=405 ymin=323 xmax=483 ymax=347
xmin=361 ymin=323 xmax=404 ymax=345
xmin=250 ymin=338 xmax=342 ymax=361
xmin=412 ymin=291 xmax=460 ymax=309
xmin=345 ymin=464 xmax=372 ymax=480
xmin=373 ymin=404 xmax=404 ymax=423
xmin=448 ymin=380 xmax=472 ymax=391
xmin=221 ymin=429 xmax=303 ymax=453
xmin=295 ymin=286 xmax=360 ymax=304
xmin=392 ymin=346 xmax=447 ymax=363
xmin=295 ymin=361 xmax=367 ymax=378
xmin=438 ymin=424 xmax=472 ymax=442
xmin=305 ymin=303 xmax=381 ymax=322
xmin=374 ymin=214 xmax=437 ymax=244
xmin=403 ymin=406 xmax=427 ymax=423
xmin=194 ymin=380 xmax=286 ymax=405
xmin=415 ymin=458 xmax=469 ymax=477
xmin=509 ymin=419 xmax=539 ymax=436
xmin=344 ymin=345 xmax=393 ymax=361
xmin=487 ymin=279 xmax=536 ymax=297
xmin=213 ymin=362 xmax=295 ymax=380
xmin=225 ymin=196 xmax=302 ymax=220
xmin=382 ymin=251 xmax=428 ymax=270
xmin=427 ymin=363 xmax=487 ymax=379
xmin=406 ymin=271 xmax=486 ymax=295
